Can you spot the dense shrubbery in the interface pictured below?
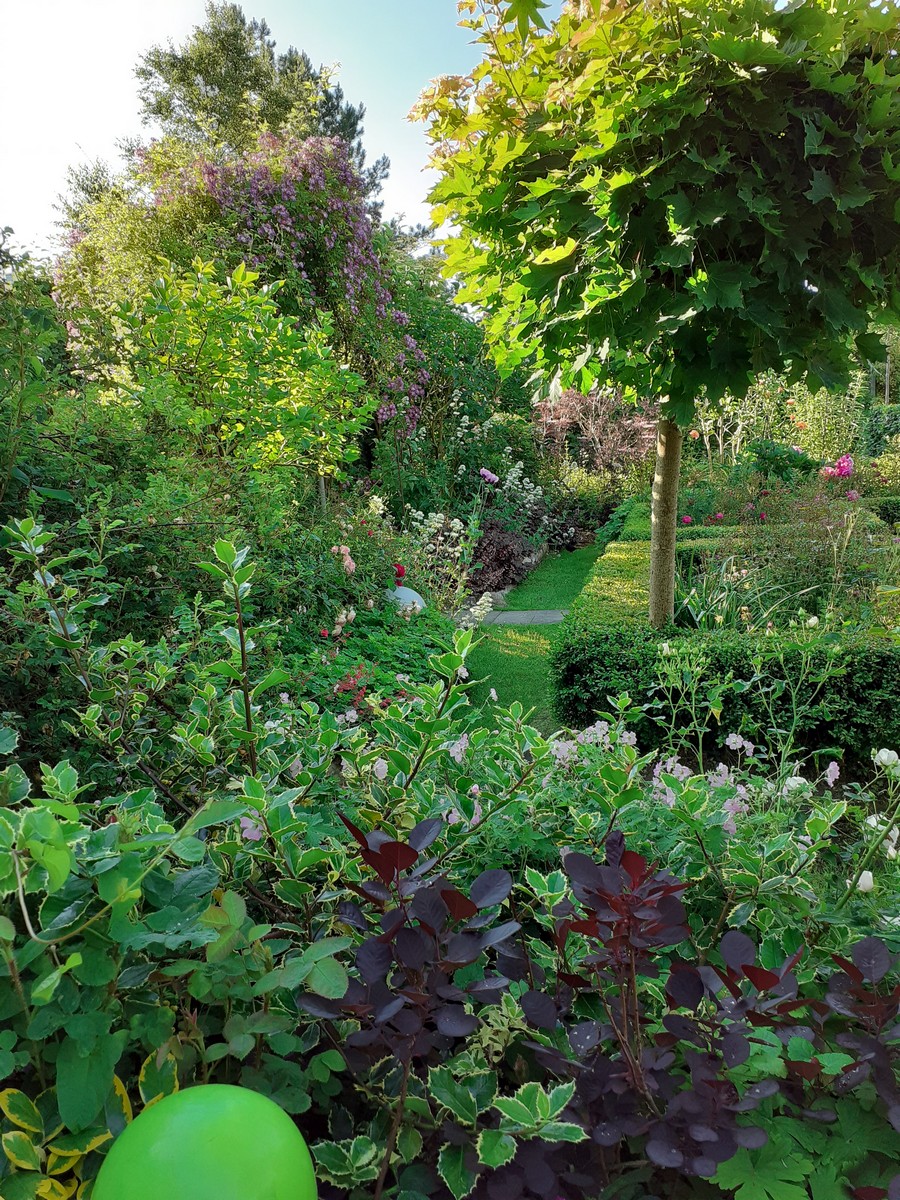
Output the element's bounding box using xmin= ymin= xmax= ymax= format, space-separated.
xmin=3 ymin=5 xmax=900 ymax=1197
xmin=0 ymin=530 xmax=897 ymax=1199
xmin=863 ymin=405 xmax=900 ymax=457
xmin=552 ymin=488 xmax=900 ymax=765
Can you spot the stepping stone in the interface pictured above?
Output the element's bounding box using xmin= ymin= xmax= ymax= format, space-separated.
xmin=483 ymin=609 xmax=568 ymax=625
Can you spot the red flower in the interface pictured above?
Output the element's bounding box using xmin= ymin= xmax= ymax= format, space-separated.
xmin=394 ymin=563 xmax=406 ymax=580
xmin=320 ymin=629 xmax=329 ymax=638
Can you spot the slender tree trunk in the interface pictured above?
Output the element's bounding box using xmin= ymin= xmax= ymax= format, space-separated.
xmin=649 ymin=416 xmax=683 ymax=629
xmin=317 ymin=474 xmax=327 ymax=514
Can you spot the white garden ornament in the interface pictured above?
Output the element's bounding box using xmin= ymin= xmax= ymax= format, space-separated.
xmin=387 ymin=563 xmax=425 ymax=611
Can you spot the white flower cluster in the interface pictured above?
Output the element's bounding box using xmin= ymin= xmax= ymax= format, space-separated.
xmin=497 ymin=460 xmax=547 ymax=525
xmin=459 ymin=592 xmax=494 ymax=628
xmin=577 ymin=720 xmax=612 ymax=749
xmin=407 ymin=509 xmax=467 ymax=557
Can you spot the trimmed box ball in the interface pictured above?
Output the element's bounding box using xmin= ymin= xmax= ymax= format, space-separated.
xmin=92 ymin=1085 xmax=317 ymax=1200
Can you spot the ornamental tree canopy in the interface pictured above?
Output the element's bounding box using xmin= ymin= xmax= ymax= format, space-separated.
xmin=420 ymin=0 xmax=900 ymax=422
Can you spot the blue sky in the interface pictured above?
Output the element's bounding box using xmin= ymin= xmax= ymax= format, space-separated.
xmin=0 ymin=1 xmax=509 ymax=257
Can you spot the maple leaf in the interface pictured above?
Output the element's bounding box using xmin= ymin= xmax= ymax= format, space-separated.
xmin=715 ymin=1146 xmax=812 ymax=1200
xmin=503 ymin=0 xmax=549 ymax=38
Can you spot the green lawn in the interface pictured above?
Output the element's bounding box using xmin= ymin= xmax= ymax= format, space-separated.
xmin=468 ymin=626 xmax=560 ymax=733
xmin=503 ymin=543 xmax=603 ymax=610
xmin=467 ymin=543 xmax=604 ymax=730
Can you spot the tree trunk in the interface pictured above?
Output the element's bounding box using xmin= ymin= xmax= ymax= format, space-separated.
xmin=317 ymin=474 xmax=327 ymax=513
xmin=649 ymin=416 xmax=683 ymax=629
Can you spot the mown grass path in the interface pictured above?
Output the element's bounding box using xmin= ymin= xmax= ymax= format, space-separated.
xmin=467 ymin=544 xmax=602 ymax=732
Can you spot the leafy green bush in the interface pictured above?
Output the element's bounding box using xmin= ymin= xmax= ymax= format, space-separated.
xmin=868 ymin=493 xmax=900 ymax=525
xmin=1 ymin=521 xmax=897 ymax=1200
xmin=551 ymin=538 xmax=900 ymax=762
xmin=870 ymin=436 xmax=900 ymax=494
xmin=742 ymin=438 xmax=821 ymax=482
xmin=863 ymin=403 xmax=900 ymax=456
xmin=541 ymin=461 xmax=619 ymax=535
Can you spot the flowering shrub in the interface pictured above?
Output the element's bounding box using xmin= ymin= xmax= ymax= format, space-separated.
xmin=821 ymin=453 xmax=855 ymax=480
xmin=403 ymin=507 xmax=481 ymax=611
xmin=715 ymin=480 xmax=883 ymax=615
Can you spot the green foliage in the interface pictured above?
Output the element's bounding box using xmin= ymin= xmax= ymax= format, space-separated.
xmin=863 ymin=403 xmax=900 ymax=456
xmin=116 ymin=259 xmax=374 ymax=476
xmin=422 ymin=0 xmax=900 ymax=417
xmin=0 ymin=245 xmax=67 ymax=510
xmin=133 ymin=1 xmax=385 ymax=188
xmin=871 ymin=433 xmax=900 ymax=494
xmin=551 ymin=535 xmax=900 ymax=761
xmin=0 ymin=523 xmax=897 ymax=1199
xmin=868 ymin=493 xmax=900 ymax=525
xmin=743 ymin=439 xmax=821 ymax=483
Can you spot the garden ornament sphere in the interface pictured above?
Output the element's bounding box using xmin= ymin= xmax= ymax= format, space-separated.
xmin=92 ymin=1085 xmax=317 ymax=1200
xmin=387 ymin=563 xmax=426 ymax=611
xmin=388 ymin=584 xmax=426 ymax=611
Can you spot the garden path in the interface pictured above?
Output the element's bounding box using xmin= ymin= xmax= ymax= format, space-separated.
xmin=482 ymin=609 xmax=567 ymax=625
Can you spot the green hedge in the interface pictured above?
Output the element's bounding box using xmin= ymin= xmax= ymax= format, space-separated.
xmin=566 ymin=539 xmax=651 ymax=627
xmin=867 ymin=494 xmax=900 ymax=525
xmin=610 ymin=499 xmax=736 ymax=544
xmin=550 ymin=536 xmax=900 ymax=761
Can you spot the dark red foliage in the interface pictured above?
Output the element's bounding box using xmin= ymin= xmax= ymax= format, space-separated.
xmin=303 ymin=821 xmax=900 ymax=1200
xmin=471 ymin=520 xmax=532 ymax=593
xmin=298 ymin=818 xmax=518 ymax=1068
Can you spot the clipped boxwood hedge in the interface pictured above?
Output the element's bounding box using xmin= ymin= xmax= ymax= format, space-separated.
xmin=614 ymin=500 xmax=737 ymax=544
xmin=867 ymin=494 xmax=900 ymax=525
xmin=550 ymin=534 xmax=900 ymax=762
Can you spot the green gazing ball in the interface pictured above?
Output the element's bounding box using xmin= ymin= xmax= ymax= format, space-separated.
xmin=92 ymin=1085 xmax=317 ymax=1200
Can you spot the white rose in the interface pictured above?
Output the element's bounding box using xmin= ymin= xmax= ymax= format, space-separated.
xmin=874 ymin=748 xmax=900 ymax=768
xmin=783 ymin=775 xmax=808 ymax=793
xmin=855 ymin=870 xmax=875 ymax=893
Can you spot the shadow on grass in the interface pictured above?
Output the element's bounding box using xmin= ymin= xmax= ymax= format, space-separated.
xmin=503 ymin=543 xmax=603 ymax=611
xmin=467 ymin=626 xmax=560 ymax=734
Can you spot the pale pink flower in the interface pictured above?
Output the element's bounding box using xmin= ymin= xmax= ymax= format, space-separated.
xmin=240 ymin=816 xmax=264 ymax=841
xmin=449 ymin=734 xmax=469 ymax=763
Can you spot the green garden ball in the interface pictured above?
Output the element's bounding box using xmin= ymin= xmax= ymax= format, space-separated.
xmin=92 ymin=1085 xmax=317 ymax=1200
